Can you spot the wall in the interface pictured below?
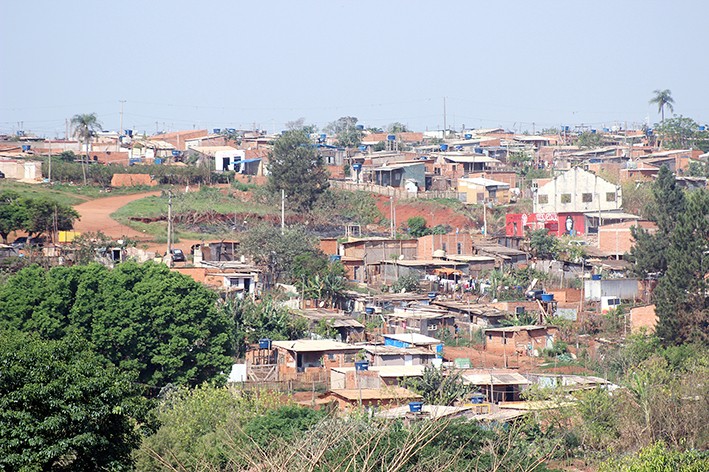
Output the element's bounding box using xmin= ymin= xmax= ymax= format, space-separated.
xmin=534 ymin=167 xmax=621 ymax=214
xmin=630 ymin=304 xmax=657 ymax=333
xmin=584 ymin=278 xmax=640 ymax=301
xmin=417 ymin=233 xmax=473 ymax=260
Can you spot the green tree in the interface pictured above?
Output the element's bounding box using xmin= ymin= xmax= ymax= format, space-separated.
xmin=406 ymin=215 xmax=430 ymax=237
xmin=387 ymin=122 xmax=409 ymax=133
xmin=649 ymin=89 xmax=675 ymax=122
xmin=655 ymin=115 xmax=704 ymax=150
xmin=576 ymin=131 xmax=604 ymax=148
xmin=528 ymin=228 xmax=558 ymax=259
xmin=629 ymin=166 xmax=686 ymax=277
xmin=0 ymin=190 xmax=28 ymax=243
xmin=267 ymin=129 xmax=330 ymax=211
xmin=653 ymin=189 xmax=709 ymax=345
xmin=0 ymin=331 xmax=141 ymax=471
xmin=403 ymin=365 xmax=474 ymax=405
xmin=599 ymin=442 xmax=709 ymax=472
xmin=70 ymin=112 xmax=102 ymax=186
xmin=0 ymin=262 xmax=234 ymax=390
xmin=22 ymin=197 xmax=80 ymax=241
xmin=324 ymin=116 xmax=363 ymax=148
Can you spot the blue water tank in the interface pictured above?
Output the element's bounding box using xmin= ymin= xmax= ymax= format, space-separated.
xmin=440 ymin=143 xmax=449 ymax=151
xmin=603 ymin=128 xmax=610 ymax=133
xmin=329 ymin=255 xmax=341 ymax=262
xmin=387 ymin=134 xmax=396 ymax=141
xmin=171 ymin=150 xmax=180 ymax=156
xmin=471 ymin=393 xmax=485 ymax=404
xmin=125 ymin=129 xmax=133 ymax=137
xmin=21 ymin=145 xmax=31 ymax=152
xmin=646 ymin=129 xmax=653 ymax=136
xmin=365 ymin=306 xmax=375 ymax=315
xmin=699 ymin=125 xmax=706 ymax=131
xmin=258 ymin=338 xmax=272 ymax=350
xmin=213 ymin=128 xmax=221 ymax=134
xmin=352 ymin=163 xmax=362 ymax=171
xmin=320 ymin=133 xmax=327 ymax=141
xmin=355 ymin=361 xmax=369 ymax=371
xmin=154 ymin=158 xmax=162 ymax=165
xmin=591 ymin=129 xmax=597 ymax=134
xmin=474 ymin=147 xmax=483 ymax=154
xmin=409 ymin=401 xmax=423 ymax=412
xmin=464 ymin=133 xmax=472 ymax=139
xmin=541 ymin=293 xmax=554 ymax=302
xmin=355 ymin=124 xmax=364 ymax=131
xmin=591 ymin=274 xmax=602 ymax=281
xmin=427 ymin=292 xmax=438 ymax=300
xmin=358 ymin=145 xmax=367 ymax=152
xmin=228 ymin=128 xmax=236 ymax=133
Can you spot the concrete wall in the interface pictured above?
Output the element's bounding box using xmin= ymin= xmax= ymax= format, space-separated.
xmin=584 ymin=278 xmax=640 ymax=301
xmin=534 ymin=167 xmax=621 ymax=213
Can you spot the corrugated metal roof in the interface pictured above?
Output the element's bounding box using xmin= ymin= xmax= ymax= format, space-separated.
xmin=271 ymin=340 xmax=360 ymax=352
xmin=329 ymin=387 xmax=421 ymax=401
xmin=383 ymin=333 xmax=441 ymax=345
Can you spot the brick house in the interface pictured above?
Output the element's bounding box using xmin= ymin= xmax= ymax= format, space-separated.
xmin=598 ymin=220 xmax=657 ymax=258
xmin=483 ymin=325 xmax=559 ymax=357
xmin=271 ymin=340 xmax=362 ymax=378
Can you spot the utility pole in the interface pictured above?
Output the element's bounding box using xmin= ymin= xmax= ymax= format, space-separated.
xmin=443 ymin=97 xmax=447 ymax=139
xmin=119 ymin=100 xmax=126 ymax=136
xmin=281 ymin=189 xmax=285 ymax=234
xmin=48 ymin=139 xmax=51 ymax=183
xmin=167 ymin=190 xmax=173 ymax=267
xmin=390 ymin=196 xmax=395 ymax=238
xmin=65 ymin=119 xmax=69 ymax=140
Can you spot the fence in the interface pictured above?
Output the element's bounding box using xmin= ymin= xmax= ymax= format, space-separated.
xmin=330 ymin=180 xmax=462 ymax=201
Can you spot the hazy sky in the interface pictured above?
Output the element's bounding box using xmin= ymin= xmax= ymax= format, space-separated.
xmin=1 ymin=1 xmax=707 ymax=137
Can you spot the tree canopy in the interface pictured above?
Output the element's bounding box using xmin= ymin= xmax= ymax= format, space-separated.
xmin=267 ymin=129 xmax=330 ymax=211
xmin=649 ymin=89 xmax=674 ymax=122
xmin=324 ymin=116 xmax=363 ymax=148
xmin=655 ymin=115 xmax=709 ymax=151
xmin=0 ymin=262 xmax=234 ymax=390
xmin=0 ymin=331 xmax=141 ymax=471
xmin=0 ymin=191 xmax=79 ymax=243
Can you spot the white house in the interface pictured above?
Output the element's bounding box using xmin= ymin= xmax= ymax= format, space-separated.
xmin=534 ymin=167 xmax=621 ymax=214
xmin=190 ymin=146 xmax=246 ymax=172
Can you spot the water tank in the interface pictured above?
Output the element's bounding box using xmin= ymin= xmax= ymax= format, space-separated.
xmin=408 ymin=401 xmax=423 ymax=412
xmin=699 ymin=125 xmax=706 ymax=131
xmin=591 ymin=274 xmax=602 ymax=281
xmin=352 ymin=163 xmax=362 ymax=171
xmin=470 ymin=393 xmax=485 ymax=404
xmin=591 ymin=129 xmax=597 ymax=134
xmin=355 ymin=360 xmax=369 ymax=371
xmin=320 ymin=133 xmax=327 ymax=141
xmin=228 ymin=128 xmax=236 ymax=133
xmin=213 ymin=128 xmax=221 ymax=134
xmin=427 ymin=292 xmax=438 ymax=300
xmin=387 ymin=134 xmax=396 ymax=141
xmin=21 ymin=145 xmax=31 ymax=152
xmin=541 ymin=293 xmax=554 ymax=302
xmin=125 ymin=129 xmax=133 ymax=137
xmin=365 ymin=306 xmax=375 ymax=315
xmin=439 ymin=143 xmax=449 ymax=151
xmin=355 ymin=124 xmax=364 ymax=131
xmin=171 ymin=150 xmax=180 ymax=156
xmin=474 ymin=147 xmax=483 ymax=154
xmin=258 ymin=338 xmax=272 ymax=350
xmin=464 ymin=133 xmax=472 ymax=139
xmin=154 ymin=158 xmax=162 ymax=165
xmin=358 ymin=145 xmax=367 ymax=152
xmin=329 ymin=255 xmax=341 ymax=262
xmin=602 ymin=128 xmax=610 ymax=133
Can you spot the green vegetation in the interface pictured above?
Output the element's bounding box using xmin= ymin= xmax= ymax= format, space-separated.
xmin=403 ymin=365 xmax=474 ymax=405
xmin=313 ymin=189 xmax=383 ymax=226
xmin=324 ymin=116 xmax=363 ymax=148
xmin=0 ymin=331 xmax=141 ymax=472
xmin=0 ymin=190 xmax=79 ymax=242
xmin=266 ymin=129 xmax=330 ymax=211
xmin=575 ymin=131 xmax=604 ymax=148
xmin=649 ymin=89 xmax=674 ymax=122
xmin=599 ymin=442 xmax=709 ymax=472
xmin=0 ymin=262 xmax=234 ymax=390
xmin=655 ymin=115 xmax=709 ymax=152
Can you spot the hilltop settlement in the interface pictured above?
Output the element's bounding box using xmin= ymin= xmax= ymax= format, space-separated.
xmin=0 ymin=115 xmax=708 ymax=471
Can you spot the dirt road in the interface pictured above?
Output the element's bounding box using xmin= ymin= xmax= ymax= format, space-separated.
xmin=72 ymin=191 xmax=161 ymax=240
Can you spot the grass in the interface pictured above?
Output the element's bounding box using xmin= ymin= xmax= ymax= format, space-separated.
xmin=0 ymin=180 xmax=164 ymax=207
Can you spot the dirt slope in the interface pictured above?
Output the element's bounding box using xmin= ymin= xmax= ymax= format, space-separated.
xmin=72 ymin=191 xmax=161 ymax=240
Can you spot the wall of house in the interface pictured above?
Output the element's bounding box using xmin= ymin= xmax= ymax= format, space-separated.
xmin=417 ymin=233 xmax=473 ymax=259
xmin=485 ymin=328 xmax=557 ymax=356
xmin=584 ymin=278 xmax=640 ymax=301
xmin=630 ymin=304 xmax=657 ymax=333
xmin=534 ymin=167 xmax=621 ymax=214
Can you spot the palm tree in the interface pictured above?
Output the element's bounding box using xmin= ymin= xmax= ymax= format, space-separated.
xmin=70 ymin=113 xmax=102 ymax=186
xmin=649 ymin=89 xmax=674 ymax=122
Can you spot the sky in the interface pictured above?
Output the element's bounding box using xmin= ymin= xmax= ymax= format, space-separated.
xmin=1 ymin=0 xmax=707 ymax=138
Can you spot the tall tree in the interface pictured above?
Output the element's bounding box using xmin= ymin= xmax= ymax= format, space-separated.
xmin=649 ymin=89 xmax=674 ymax=122
xmin=655 ymin=115 xmax=703 ymax=150
xmin=70 ymin=113 xmax=102 ymax=186
xmin=267 ymin=129 xmax=330 ymax=211
xmin=0 ymin=190 xmax=27 ymax=243
xmin=0 ymin=331 xmax=141 ymax=471
xmin=324 ymin=116 xmax=363 ymax=148
xmin=652 ymin=189 xmax=709 ymax=345
xmin=0 ymin=262 xmax=234 ymax=390
xmin=629 ymin=166 xmax=686 ymax=278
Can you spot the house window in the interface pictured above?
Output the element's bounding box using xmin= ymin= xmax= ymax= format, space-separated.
xmin=560 ymin=193 xmax=572 ymax=204
xmin=457 ymin=242 xmax=462 ymax=255
xmin=606 ymin=192 xmax=616 ymax=202
xmin=538 ymin=194 xmax=549 ymax=204
xmin=327 ymin=353 xmax=335 ymax=361
xmin=344 ymin=353 xmax=356 ymax=363
xmin=582 ymin=193 xmax=593 ymax=203
xmin=442 ymin=243 xmax=447 ymax=252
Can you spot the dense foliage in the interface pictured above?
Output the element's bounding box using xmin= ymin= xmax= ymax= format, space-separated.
xmin=0 ymin=190 xmax=79 ymax=243
xmin=0 ymin=331 xmax=141 ymax=471
xmin=266 ymin=129 xmax=330 ymax=211
xmin=0 ymin=262 xmax=234 ymax=390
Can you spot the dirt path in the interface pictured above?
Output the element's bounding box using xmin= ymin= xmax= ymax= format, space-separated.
xmin=73 ymin=191 xmax=161 ymax=240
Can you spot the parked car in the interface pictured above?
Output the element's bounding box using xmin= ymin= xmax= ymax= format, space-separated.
xmin=170 ymin=248 xmax=186 ymax=262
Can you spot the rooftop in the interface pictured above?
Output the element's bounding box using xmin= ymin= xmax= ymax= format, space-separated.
xmin=383 ymin=332 xmax=442 ymax=345
xmin=328 ymin=386 xmax=421 ymax=401
xmin=271 ymin=339 xmax=360 ymax=352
